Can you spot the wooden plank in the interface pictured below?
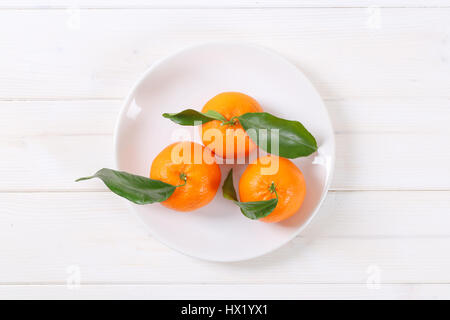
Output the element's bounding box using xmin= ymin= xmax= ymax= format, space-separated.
xmin=1 ymin=98 xmax=450 ymax=137
xmin=1 ymin=284 xmax=449 ymax=300
xmin=308 ymin=191 xmax=450 ymax=237
xmin=0 ymin=191 xmax=449 ymax=284
xmin=0 ymin=1 xmax=448 ymax=9
xmin=326 ymin=98 xmax=450 ymax=134
xmin=0 ymin=135 xmax=114 ymax=191
xmin=0 ymin=100 xmax=118 ymax=137
xmin=0 ymin=132 xmax=448 ymax=191
xmin=1 ymin=191 xmax=449 ymax=237
xmin=1 ymin=98 xmax=448 ymax=190
xmin=333 ymin=133 xmax=450 ymax=190
xmin=1 ymin=230 xmax=450 ymax=283
xmin=0 ymin=9 xmax=449 ymax=99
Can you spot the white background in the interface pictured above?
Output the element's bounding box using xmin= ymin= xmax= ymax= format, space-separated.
xmin=1 ymin=0 xmax=450 ymax=299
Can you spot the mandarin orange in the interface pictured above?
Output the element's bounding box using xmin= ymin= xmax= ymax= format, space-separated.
xmin=238 ymin=155 xmax=306 ymax=223
xmin=200 ymin=92 xmax=263 ymax=159
xmin=150 ymin=141 xmax=221 ymax=211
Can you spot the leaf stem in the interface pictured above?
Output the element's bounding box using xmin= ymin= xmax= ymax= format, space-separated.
xmin=176 ymin=172 xmax=187 ymax=187
xmin=269 ymin=182 xmax=278 ymax=199
xmin=221 ymin=116 xmax=239 ymax=126
xmin=75 ymin=175 xmax=95 ymax=182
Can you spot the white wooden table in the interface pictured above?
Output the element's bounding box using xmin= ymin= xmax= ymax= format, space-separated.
xmin=1 ymin=0 xmax=450 ymax=300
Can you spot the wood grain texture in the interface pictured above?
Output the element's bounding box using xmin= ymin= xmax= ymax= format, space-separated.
xmin=0 ymin=101 xmax=118 ymax=137
xmin=2 ymin=231 xmax=450 ymax=284
xmin=1 ymin=191 xmax=449 ymax=237
xmin=0 ymin=3 xmax=449 ymax=299
xmin=1 ymin=99 xmax=449 ymax=191
xmin=0 ymin=191 xmax=449 ymax=284
xmin=2 ymin=98 xmax=450 ymax=137
xmin=1 ymin=1 xmax=449 ymax=9
xmin=1 ymin=132 xmax=449 ymax=191
xmin=0 ymin=8 xmax=449 ymax=99
xmin=1 ymin=284 xmax=450 ymax=300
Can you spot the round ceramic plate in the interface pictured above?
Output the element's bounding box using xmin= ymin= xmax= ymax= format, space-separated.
xmin=114 ymin=42 xmax=335 ymax=262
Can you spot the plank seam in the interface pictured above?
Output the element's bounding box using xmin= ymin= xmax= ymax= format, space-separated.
xmin=1 ymin=97 xmax=449 ymax=102
xmin=1 ymin=7 xmax=450 ymax=10
xmin=2 ymin=96 xmax=450 ymax=102
xmin=0 ymin=189 xmax=449 ymax=193
xmin=1 ymin=281 xmax=450 ymax=286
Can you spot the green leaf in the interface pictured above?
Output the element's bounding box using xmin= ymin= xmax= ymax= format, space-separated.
xmin=234 ymin=198 xmax=278 ymax=220
xmin=222 ymin=169 xmax=238 ymax=201
xmin=204 ymin=110 xmax=228 ymax=122
xmin=76 ymin=168 xmax=178 ymax=204
xmin=222 ymin=169 xmax=278 ymax=220
xmin=162 ymin=109 xmax=218 ymax=126
xmin=238 ymin=112 xmax=318 ymax=158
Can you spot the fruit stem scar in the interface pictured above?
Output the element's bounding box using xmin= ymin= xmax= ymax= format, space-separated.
xmin=221 ymin=116 xmax=239 ymax=126
xmin=269 ymin=182 xmax=278 ymax=199
xmin=177 ymin=172 xmax=187 ymax=187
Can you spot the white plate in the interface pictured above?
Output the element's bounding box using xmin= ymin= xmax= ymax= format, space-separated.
xmin=114 ymin=42 xmax=335 ymax=262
